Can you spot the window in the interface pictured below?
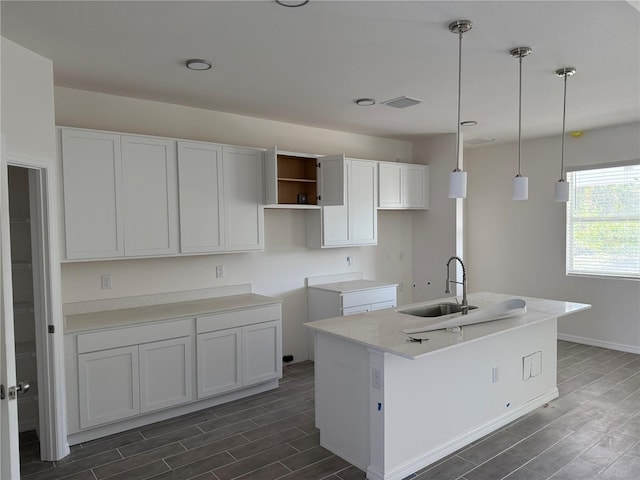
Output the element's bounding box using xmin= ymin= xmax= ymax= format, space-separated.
xmin=566 ymin=164 xmax=640 ymax=279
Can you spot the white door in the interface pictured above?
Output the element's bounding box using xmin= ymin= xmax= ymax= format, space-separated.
xmin=222 ymin=146 xmax=264 ymax=252
xmin=177 ymin=141 xmax=224 ymax=253
xmin=122 ymin=136 xmax=179 ymax=256
xmin=317 ymin=154 xmax=345 ymax=206
xmin=196 ymin=328 xmax=242 ymax=398
xmin=378 ymin=162 xmax=403 ymax=208
xmin=61 ymin=129 xmax=124 ymax=259
xmin=139 ymin=337 xmax=192 ymax=413
xmin=243 ymin=320 xmax=282 ymax=386
xmin=322 ymin=161 xmax=350 ymax=247
xmin=0 ymin=142 xmax=20 ymax=479
xmin=78 ymin=346 xmax=140 ymax=429
xmin=263 ymin=146 xmax=278 ymax=205
xmin=349 ymin=159 xmax=377 ymax=245
xmin=404 ymin=164 xmax=429 ymax=209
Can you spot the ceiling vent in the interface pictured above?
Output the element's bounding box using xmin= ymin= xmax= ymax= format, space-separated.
xmin=382 ymin=96 xmax=422 ymax=108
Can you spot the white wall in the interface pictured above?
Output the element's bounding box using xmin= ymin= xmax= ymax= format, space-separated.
xmin=465 ymin=122 xmax=640 ymax=353
xmin=411 ymin=134 xmax=461 ymax=302
xmin=54 ymin=87 xmax=417 ymax=362
xmin=1 ymin=36 xmax=68 ymax=461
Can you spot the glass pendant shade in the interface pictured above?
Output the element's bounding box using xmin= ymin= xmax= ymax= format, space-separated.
xmin=449 ymin=170 xmax=467 ymax=198
xmin=512 ymin=175 xmax=529 ymax=200
xmin=554 ymin=179 xmax=570 ymax=202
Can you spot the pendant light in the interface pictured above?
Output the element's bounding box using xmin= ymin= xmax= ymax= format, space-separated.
xmin=448 ymin=20 xmax=473 ymax=199
xmin=510 ymin=47 xmax=532 ymax=200
xmin=554 ymin=67 xmax=576 ymax=202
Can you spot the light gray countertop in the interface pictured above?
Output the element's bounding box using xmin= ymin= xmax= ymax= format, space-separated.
xmin=65 ymin=293 xmax=281 ymax=333
xmin=307 ymin=279 xmax=398 ymax=293
xmin=305 ymin=292 xmax=590 ymax=360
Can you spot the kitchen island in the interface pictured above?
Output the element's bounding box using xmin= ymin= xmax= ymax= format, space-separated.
xmin=305 ymin=292 xmax=590 ymax=480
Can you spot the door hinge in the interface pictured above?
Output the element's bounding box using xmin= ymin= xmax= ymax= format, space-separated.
xmin=0 ymin=384 xmax=5 ymax=400
xmin=317 ymin=195 xmax=322 ymax=201
xmin=48 ymin=325 xmax=55 ymax=333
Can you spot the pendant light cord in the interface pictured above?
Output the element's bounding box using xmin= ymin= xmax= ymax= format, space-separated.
xmin=560 ymin=73 xmax=568 ymax=181
xmin=517 ymin=56 xmax=523 ymax=176
xmin=455 ymin=29 xmax=463 ymax=172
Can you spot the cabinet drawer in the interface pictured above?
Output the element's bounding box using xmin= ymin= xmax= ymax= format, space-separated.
xmin=77 ymin=318 xmax=192 ymax=354
xmin=197 ymin=304 xmax=281 ymax=334
xmin=341 ymin=286 xmax=396 ymax=309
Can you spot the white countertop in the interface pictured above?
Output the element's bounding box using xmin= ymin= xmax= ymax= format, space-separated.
xmin=305 ymin=292 xmax=590 ymax=360
xmin=65 ymin=293 xmax=281 ymax=333
xmin=307 ymin=279 xmax=397 ymax=294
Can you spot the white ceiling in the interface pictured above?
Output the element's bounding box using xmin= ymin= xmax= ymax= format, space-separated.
xmin=2 ymin=1 xmax=639 ymax=144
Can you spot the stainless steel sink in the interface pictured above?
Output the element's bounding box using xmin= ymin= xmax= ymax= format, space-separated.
xmin=398 ymin=303 xmax=478 ymax=318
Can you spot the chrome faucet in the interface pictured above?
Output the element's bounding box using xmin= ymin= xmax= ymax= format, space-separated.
xmin=445 ymin=256 xmax=468 ymax=315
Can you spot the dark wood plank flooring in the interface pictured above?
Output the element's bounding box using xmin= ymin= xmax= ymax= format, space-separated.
xmin=19 ymin=341 xmax=640 ymax=480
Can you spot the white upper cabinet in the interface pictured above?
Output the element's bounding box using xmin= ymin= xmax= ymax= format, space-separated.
xmin=61 ymin=129 xmax=125 ymax=259
xmin=378 ymin=162 xmax=429 ymax=210
xmin=60 ymin=128 xmax=265 ymax=260
xmin=121 ymin=135 xmax=179 ymax=256
xmin=177 ymin=141 xmax=224 ymax=253
xmin=223 ymin=146 xmax=264 ymax=252
xmin=264 ymin=146 xmax=344 ymax=207
xmin=307 ymin=158 xmax=377 ymax=248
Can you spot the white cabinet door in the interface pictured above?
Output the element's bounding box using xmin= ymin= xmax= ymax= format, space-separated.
xmin=178 ymin=141 xmax=224 ymax=253
xmin=196 ymin=328 xmax=242 ymax=398
xmin=378 ymin=162 xmax=403 ymax=208
xmin=378 ymin=162 xmax=429 ymax=210
xmin=61 ymin=129 xmax=124 ymax=259
xmin=310 ymin=159 xmax=378 ymax=248
xmin=122 ymin=135 xmax=179 ymax=256
xmin=350 ymin=160 xmax=377 ymax=245
xmin=139 ymin=337 xmax=193 ymax=413
xmin=317 ymin=154 xmax=345 ymax=206
xmin=78 ymin=346 xmax=140 ymax=429
xmin=243 ymin=320 xmax=282 ymax=386
xmin=404 ymin=164 xmax=429 ymax=209
xmin=223 ymin=146 xmax=264 ymax=252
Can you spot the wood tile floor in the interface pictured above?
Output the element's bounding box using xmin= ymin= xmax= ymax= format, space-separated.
xmin=20 ymin=341 xmax=640 ymax=480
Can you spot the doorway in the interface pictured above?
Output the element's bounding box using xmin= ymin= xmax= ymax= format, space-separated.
xmin=6 ymin=162 xmax=66 ymax=465
xmin=8 ymin=165 xmax=42 ymax=452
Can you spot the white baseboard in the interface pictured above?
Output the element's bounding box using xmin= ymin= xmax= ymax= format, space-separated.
xmin=557 ymin=333 xmax=640 ymax=354
xmin=364 ymin=389 xmax=559 ymax=480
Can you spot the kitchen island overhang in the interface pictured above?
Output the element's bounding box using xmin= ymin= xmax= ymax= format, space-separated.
xmin=305 ymin=292 xmax=590 ymax=480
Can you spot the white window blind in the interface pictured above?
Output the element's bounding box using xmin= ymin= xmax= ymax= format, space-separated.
xmin=566 ymin=164 xmax=640 ymax=279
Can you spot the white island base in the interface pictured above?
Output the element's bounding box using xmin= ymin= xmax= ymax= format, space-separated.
xmin=310 ymin=294 xmax=589 ymax=480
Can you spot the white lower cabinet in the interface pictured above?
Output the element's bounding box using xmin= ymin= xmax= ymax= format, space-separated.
xmin=139 ymin=337 xmax=193 ymax=413
xmin=243 ymin=320 xmax=281 ymax=386
xmin=78 ymin=345 xmax=140 ymax=429
xmin=196 ymin=306 xmax=282 ymax=399
xmin=67 ymin=303 xmax=282 ymax=439
xmin=196 ymin=328 xmax=242 ymax=398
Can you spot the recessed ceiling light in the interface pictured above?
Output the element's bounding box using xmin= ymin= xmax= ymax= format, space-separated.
xmin=460 ymin=120 xmax=478 ymax=127
xmin=275 ymin=0 xmax=310 ymax=7
xmin=355 ymin=98 xmax=376 ymax=106
xmin=185 ymin=59 xmax=212 ymax=71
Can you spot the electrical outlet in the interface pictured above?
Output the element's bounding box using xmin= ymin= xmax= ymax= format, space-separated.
xmin=371 ymin=367 xmax=382 ymax=390
xmin=492 ymin=366 xmax=500 ymax=383
xmin=101 ymin=274 xmax=112 ymax=290
xmin=215 ymin=265 xmax=225 ymax=278
xmin=346 ymin=256 xmax=355 ymax=267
